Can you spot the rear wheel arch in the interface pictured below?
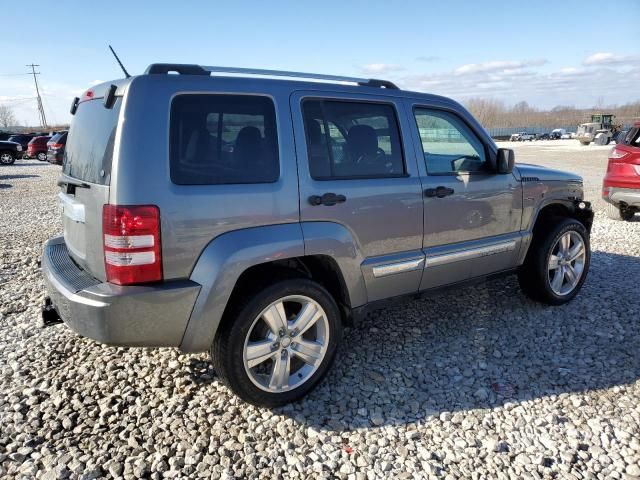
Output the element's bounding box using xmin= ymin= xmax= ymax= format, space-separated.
xmin=220 ymin=255 xmax=352 ymax=331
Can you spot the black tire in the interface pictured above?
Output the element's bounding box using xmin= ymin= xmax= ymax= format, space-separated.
xmin=0 ymin=151 xmax=15 ymax=165
xmin=518 ymin=218 xmax=590 ymax=305
xmin=606 ymin=203 xmax=635 ymax=221
xmin=211 ymin=278 xmax=342 ymax=407
xmin=37 ymin=152 xmax=47 ymax=161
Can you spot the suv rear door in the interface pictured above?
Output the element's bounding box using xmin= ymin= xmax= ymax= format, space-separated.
xmin=291 ymin=91 xmax=424 ymax=303
xmin=59 ymin=96 xmax=121 ymax=281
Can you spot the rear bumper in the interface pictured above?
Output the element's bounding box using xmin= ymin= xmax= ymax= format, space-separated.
xmin=603 ymin=186 xmax=640 ymax=208
xmin=47 ymin=151 xmax=63 ymax=164
xmin=41 ymin=236 xmax=201 ymax=347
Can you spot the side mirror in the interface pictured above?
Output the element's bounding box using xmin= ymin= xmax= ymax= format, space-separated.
xmin=496 ymin=148 xmax=515 ymax=174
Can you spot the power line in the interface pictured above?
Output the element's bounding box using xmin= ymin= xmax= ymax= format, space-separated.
xmin=26 ymin=64 xmax=48 ymax=129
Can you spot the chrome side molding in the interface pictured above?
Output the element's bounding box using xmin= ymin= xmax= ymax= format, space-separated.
xmin=372 ymin=258 xmax=425 ymax=278
xmin=426 ymin=240 xmax=516 ymax=267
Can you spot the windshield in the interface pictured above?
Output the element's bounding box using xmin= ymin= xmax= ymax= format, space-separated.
xmin=62 ymin=98 xmax=121 ymax=185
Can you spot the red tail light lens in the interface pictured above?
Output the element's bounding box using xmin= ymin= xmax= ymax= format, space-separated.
xmin=102 ymin=205 xmax=162 ymax=285
xmin=609 ymin=148 xmax=629 ymax=160
xmin=50 ymin=143 xmax=64 ymax=149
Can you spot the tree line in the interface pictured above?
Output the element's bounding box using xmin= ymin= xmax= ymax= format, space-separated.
xmin=464 ymin=99 xmax=640 ymax=129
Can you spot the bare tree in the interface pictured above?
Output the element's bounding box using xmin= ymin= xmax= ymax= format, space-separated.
xmin=0 ymin=105 xmax=17 ymax=129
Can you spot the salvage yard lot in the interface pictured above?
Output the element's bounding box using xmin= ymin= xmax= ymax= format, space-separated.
xmin=1 ymin=141 xmax=639 ymax=479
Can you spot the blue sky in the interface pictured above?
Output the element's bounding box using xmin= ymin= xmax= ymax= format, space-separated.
xmin=2 ymin=0 xmax=639 ymax=126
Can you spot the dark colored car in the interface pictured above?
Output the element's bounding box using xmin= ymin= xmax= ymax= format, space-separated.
xmin=603 ymin=121 xmax=640 ymax=221
xmin=0 ymin=132 xmax=15 ymax=141
xmin=47 ymin=132 xmax=67 ymax=165
xmin=537 ymin=133 xmax=550 ymax=140
xmin=7 ymin=134 xmax=37 ymax=154
xmin=27 ymin=136 xmax=52 ymax=161
xmin=0 ymin=140 xmax=23 ymax=165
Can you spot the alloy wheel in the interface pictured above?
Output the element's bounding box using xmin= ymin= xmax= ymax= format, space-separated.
xmin=547 ymin=231 xmax=586 ymax=296
xmin=243 ymin=295 xmax=330 ymax=393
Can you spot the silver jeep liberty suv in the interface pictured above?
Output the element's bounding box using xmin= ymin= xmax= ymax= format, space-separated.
xmin=42 ymin=64 xmax=593 ymax=406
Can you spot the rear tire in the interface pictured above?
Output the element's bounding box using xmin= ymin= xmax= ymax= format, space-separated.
xmin=211 ymin=278 xmax=342 ymax=407
xmin=0 ymin=151 xmax=15 ymax=165
xmin=37 ymin=152 xmax=47 ymax=161
xmin=518 ymin=218 xmax=590 ymax=305
xmin=606 ymin=203 xmax=635 ymax=221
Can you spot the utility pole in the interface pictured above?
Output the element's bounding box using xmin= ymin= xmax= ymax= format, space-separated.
xmin=26 ymin=64 xmax=48 ymax=129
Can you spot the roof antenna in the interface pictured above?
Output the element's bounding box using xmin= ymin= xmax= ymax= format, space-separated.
xmin=108 ymin=45 xmax=131 ymax=78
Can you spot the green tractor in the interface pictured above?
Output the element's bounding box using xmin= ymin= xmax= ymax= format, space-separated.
xmin=575 ymin=113 xmax=622 ymax=145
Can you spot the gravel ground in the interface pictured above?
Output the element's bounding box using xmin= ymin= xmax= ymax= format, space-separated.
xmin=1 ymin=150 xmax=639 ymax=480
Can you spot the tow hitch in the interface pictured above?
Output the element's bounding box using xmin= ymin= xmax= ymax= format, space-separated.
xmin=41 ymin=297 xmax=63 ymax=327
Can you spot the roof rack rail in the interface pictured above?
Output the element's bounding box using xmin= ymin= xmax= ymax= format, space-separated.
xmin=144 ymin=63 xmax=399 ymax=89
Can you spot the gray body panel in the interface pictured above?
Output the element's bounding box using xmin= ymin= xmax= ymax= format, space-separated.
xmin=41 ymin=69 xmax=589 ymax=353
xmin=42 ymin=237 xmax=199 ymax=347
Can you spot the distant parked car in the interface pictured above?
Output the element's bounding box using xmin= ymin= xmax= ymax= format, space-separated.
xmin=0 ymin=132 xmax=16 ymax=141
xmin=27 ymin=136 xmax=52 ymax=161
xmin=550 ymin=129 xmax=566 ymax=140
xmin=561 ymin=132 xmax=574 ymax=139
xmin=510 ymin=132 xmax=535 ymax=141
xmin=47 ymin=132 xmax=67 ymax=165
xmin=8 ymin=134 xmax=37 ymax=155
xmin=538 ymin=133 xmax=551 ymax=140
xmin=603 ymin=121 xmax=640 ymax=221
xmin=0 ymin=140 xmax=23 ymax=165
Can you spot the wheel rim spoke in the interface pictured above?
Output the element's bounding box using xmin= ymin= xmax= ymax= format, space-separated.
xmin=548 ymin=254 xmax=561 ymax=270
xmin=567 ymin=242 xmax=584 ymax=262
xmin=292 ymin=339 xmax=324 ymax=366
xmin=551 ymin=268 xmax=564 ymax=292
xmin=560 ymin=233 xmax=570 ymax=255
xmin=262 ymin=302 xmax=287 ymax=335
xmin=291 ymin=302 xmax=321 ymax=336
xmin=564 ymin=265 xmax=578 ymax=286
xmin=269 ymin=352 xmax=290 ymax=390
xmin=245 ymin=339 xmax=277 ymax=368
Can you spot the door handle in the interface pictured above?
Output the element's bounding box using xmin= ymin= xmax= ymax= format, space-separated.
xmin=309 ymin=193 xmax=347 ymax=206
xmin=424 ymin=186 xmax=455 ymax=198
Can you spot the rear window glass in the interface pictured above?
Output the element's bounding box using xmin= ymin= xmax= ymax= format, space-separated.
xmin=63 ymin=99 xmax=121 ymax=185
xmin=50 ymin=132 xmax=67 ymax=144
xmin=170 ymin=94 xmax=279 ymax=185
xmin=622 ymin=128 xmax=640 ymax=147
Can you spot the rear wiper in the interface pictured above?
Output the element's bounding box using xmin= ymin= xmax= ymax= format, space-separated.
xmin=58 ymin=178 xmax=90 ymax=189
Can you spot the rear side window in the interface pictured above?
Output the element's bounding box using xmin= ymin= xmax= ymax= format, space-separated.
xmin=302 ymin=100 xmax=405 ymax=179
xmin=63 ymin=99 xmax=121 ymax=185
xmin=170 ymin=95 xmax=279 ymax=185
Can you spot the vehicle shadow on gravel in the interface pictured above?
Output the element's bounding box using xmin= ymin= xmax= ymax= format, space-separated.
xmin=275 ymin=249 xmax=640 ymax=431
xmin=0 ymin=174 xmax=40 ymax=181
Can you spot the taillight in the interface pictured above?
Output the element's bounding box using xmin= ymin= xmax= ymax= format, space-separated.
xmin=102 ymin=205 xmax=162 ymax=285
xmin=609 ymin=148 xmax=629 ymax=160
xmin=50 ymin=143 xmax=64 ymax=149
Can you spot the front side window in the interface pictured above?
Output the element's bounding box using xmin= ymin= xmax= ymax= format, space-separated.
xmin=414 ymin=108 xmax=487 ymax=174
xmin=170 ymin=95 xmax=279 ymax=185
xmin=302 ymin=100 xmax=405 ymax=179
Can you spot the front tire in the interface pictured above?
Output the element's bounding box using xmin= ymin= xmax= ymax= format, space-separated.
xmin=211 ymin=278 xmax=342 ymax=407
xmin=518 ymin=218 xmax=590 ymax=305
xmin=0 ymin=151 xmax=15 ymax=165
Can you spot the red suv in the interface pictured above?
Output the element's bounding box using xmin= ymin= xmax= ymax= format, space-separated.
xmin=27 ymin=136 xmax=51 ymax=161
xmin=603 ymin=121 xmax=640 ymax=221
